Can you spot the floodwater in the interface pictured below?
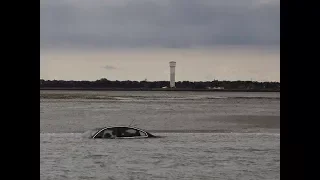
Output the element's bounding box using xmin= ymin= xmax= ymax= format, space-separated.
xmin=40 ymin=91 xmax=280 ymax=180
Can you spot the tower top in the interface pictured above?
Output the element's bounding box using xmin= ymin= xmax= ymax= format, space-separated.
xmin=169 ymin=61 xmax=176 ymax=67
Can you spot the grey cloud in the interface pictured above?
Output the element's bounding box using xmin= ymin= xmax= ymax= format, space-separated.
xmin=103 ymin=65 xmax=117 ymax=70
xmin=40 ymin=0 xmax=279 ymax=49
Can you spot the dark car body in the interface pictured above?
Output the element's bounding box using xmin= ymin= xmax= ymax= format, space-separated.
xmin=85 ymin=126 xmax=157 ymax=139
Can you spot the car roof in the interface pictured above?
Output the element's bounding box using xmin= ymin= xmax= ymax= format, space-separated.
xmin=99 ymin=126 xmax=146 ymax=131
xmin=102 ymin=126 xmax=140 ymax=128
xmin=91 ymin=126 xmax=156 ymax=138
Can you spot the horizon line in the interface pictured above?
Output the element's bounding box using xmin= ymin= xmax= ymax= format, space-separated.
xmin=40 ymin=78 xmax=280 ymax=83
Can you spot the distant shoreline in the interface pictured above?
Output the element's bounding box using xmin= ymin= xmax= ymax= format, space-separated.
xmin=40 ymin=87 xmax=279 ymax=92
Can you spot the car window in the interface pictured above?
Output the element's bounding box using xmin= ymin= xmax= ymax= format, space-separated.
xmin=126 ymin=129 xmax=137 ymax=135
xmin=139 ymin=131 xmax=147 ymax=136
xmin=94 ymin=128 xmax=116 ymax=138
xmin=118 ymin=128 xmax=141 ymax=137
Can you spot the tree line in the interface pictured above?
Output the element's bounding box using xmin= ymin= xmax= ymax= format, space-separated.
xmin=40 ymin=78 xmax=280 ymax=90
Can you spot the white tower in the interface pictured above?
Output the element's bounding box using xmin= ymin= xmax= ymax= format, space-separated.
xmin=169 ymin=61 xmax=176 ymax=88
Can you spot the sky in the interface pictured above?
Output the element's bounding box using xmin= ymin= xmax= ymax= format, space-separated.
xmin=40 ymin=0 xmax=280 ymax=82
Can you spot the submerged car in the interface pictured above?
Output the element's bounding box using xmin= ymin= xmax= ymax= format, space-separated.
xmin=83 ymin=126 xmax=158 ymax=139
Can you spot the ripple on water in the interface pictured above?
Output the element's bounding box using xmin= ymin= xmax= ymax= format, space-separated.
xmin=40 ymin=132 xmax=280 ymax=180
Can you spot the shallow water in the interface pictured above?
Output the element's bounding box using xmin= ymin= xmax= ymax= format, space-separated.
xmin=40 ymin=91 xmax=280 ymax=179
xmin=40 ymin=91 xmax=280 ymax=133
xmin=40 ymin=133 xmax=279 ymax=180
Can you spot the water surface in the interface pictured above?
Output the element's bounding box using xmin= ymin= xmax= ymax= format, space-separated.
xmin=40 ymin=91 xmax=280 ymax=180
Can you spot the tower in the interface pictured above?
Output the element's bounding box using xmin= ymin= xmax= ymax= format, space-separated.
xmin=169 ymin=61 xmax=176 ymax=88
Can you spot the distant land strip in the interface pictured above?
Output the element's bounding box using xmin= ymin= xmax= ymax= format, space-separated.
xmin=40 ymin=87 xmax=279 ymax=92
xmin=40 ymin=78 xmax=280 ymax=92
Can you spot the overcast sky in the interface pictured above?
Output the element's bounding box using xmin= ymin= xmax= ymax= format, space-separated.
xmin=40 ymin=0 xmax=280 ymax=82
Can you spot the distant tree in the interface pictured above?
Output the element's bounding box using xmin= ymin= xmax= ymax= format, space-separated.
xmin=40 ymin=78 xmax=279 ymax=90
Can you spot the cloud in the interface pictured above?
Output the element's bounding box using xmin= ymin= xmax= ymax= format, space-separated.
xmin=40 ymin=0 xmax=279 ymax=50
xmin=103 ymin=65 xmax=117 ymax=70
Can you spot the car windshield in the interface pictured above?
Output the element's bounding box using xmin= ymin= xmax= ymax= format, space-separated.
xmin=81 ymin=128 xmax=104 ymax=138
